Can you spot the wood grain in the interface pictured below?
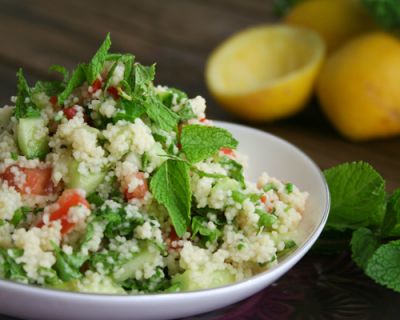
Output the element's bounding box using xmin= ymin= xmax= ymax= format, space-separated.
xmin=0 ymin=0 xmax=399 ymax=190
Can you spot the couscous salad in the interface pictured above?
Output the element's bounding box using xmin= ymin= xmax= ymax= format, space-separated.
xmin=0 ymin=35 xmax=307 ymax=294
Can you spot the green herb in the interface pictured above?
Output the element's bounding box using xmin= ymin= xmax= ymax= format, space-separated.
xmin=324 ymin=162 xmax=386 ymax=231
xmin=237 ymin=243 xmax=245 ymax=250
xmin=49 ymin=64 xmax=69 ymax=82
xmin=86 ymin=193 xmax=104 ymax=207
xmin=113 ymin=98 xmax=146 ymax=123
xmin=191 ymin=216 xmax=221 ymax=244
xmin=277 ymin=240 xmax=298 ymax=257
xmin=103 ymin=59 xmax=120 ymax=90
xmin=273 ymin=0 xmax=301 ymax=16
xmin=256 ymin=209 xmax=277 ymax=229
xmin=365 ymin=240 xmax=400 ymax=292
xmin=11 ymin=206 xmax=31 ymax=227
xmin=351 ymin=227 xmax=380 ymax=270
xmin=57 ymin=64 xmax=87 ymax=105
xmin=220 ymin=157 xmax=245 ymax=188
xmin=32 ymin=81 xmax=64 ymax=97
xmin=323 ymin=161 xmax=400 ymax=293
xmin=144 ymin=93 xmax=179 ymax=132
xmin=193 ymin=167 xmax=226 ymax=179
xmin=285 ymin=183 xmax=294 ymax=194
xmin=263 ymin=182 xmax=278 ymax=192
xmin=232 ymin=191 xmax=260 ymax=204
xmin=0 ymin=219 xmax=5 ymax=227
xmin=150 ymin=159 xmax=191 ymax=237
xmin=133 ymin=63 xmax=155 ymax=93
xmin=10 ymin=152 xmax=18 ymax=160
xmin=52 ymin=242 xmax=87 ymax=281
xmin=86 ymin=33 xmax=112 ymax=84
xmin=14 ymin=69 xmax=40 ymax=119
xmin=381 ymin=189 xmax=400 ymax=237
xmin=0 ymin=248 xmax=27 ymax=282
xmin=362 ymin=0 xmax=400 ymax=30
xmin=180 ymin=125 xmax=238 ymax=163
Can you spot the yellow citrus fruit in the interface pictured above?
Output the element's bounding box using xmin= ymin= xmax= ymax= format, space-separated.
xmin=284 ymin=0 xmax=376 ymax=53
xmin=317 ymin=32 xmax=400 ymax=141
xmin=205 ymin=25 xmax=325 ymax=122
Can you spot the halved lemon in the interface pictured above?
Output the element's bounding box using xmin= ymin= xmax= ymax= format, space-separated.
xmin=205 ymin=25 xmax=325 ymax=122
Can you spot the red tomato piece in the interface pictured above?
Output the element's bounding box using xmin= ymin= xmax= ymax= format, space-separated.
xmin=49 ymin=95 xmax=58 ymax=106
xmin=1 ymin=165 xmax=55 ymax=195
xmin=47 ymin=189 xmax=90 ymax=235
xmin=124 ymin=172 xmax=148 ymax=200
xmin=220 ymin=147 xmax=234 ymax=156
xmin=107 ymin=86 xmax=119 ymax=99
xmin=91 ymin=78 xmax=102 ymax=92
xmin=63 ymin=107 xmax=78 ymax=120
xmin=199 ymin=118 xmax=207 ymax=123
xmin=261 ymin=195 xmax=267 ymax=203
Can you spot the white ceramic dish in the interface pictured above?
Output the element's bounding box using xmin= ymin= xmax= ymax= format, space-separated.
xmin=0 ymin=121 xmax=330 ymax=320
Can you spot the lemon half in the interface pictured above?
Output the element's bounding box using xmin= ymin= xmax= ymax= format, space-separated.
xmin=205 ymin=25 xmax=325 ymax=122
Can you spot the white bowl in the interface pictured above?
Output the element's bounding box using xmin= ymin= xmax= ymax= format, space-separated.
xmin=0 ymin=121 xmax=330 ymax=320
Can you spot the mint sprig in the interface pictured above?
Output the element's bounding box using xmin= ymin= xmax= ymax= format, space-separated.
xmin=324 ymin=161 xmax=400 ymax=293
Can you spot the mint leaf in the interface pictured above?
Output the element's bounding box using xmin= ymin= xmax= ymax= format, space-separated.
xmin=324 ymin=162 xmax=386 ymax=230
xmin=133 ymin=63 xmax=155 ymax=93
xmin=49 ymin=64 xmax=69 ymax=82
xmin=113 ymin=98 xmax=146 ymax=123
xmin=14 ymin=69 xmax=40 ymax=119
xmin=86 ymin=33 xmax=112 ymax=84
xmin=366 ymin=240 xmax=400 ymax=293
xmin=150 ymin=159 xmax=191 ymax=237
xmin=32 ymin=81 xmax=64 ymax=97
xmin=351 ymin=227 xmax=380 ymax=270
xmin=181 ymin=125 xmax=238 ymax=163
xmin=381 ymin=189 xmax=400 ymax=237
xmin=58 ymin=64 xmax=87 ymax=105
xmin=145 ymin=93 xmax=179 ymax=132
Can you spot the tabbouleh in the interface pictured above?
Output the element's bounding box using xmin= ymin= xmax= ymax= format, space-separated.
xmin=0 ymin=34 xmax=308 ymax=294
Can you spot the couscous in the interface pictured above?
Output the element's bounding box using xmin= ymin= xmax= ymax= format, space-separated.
xmin=0 ymin=34 xmax=308 ymax=294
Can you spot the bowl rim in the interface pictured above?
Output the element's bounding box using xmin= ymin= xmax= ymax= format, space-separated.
xmin=0 ymin=121 xmax=330 ymax=301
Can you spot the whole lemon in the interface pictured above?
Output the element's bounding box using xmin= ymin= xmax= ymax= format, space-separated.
xmin=317 ymin=32 xmax=400 ymax=141
xmin=285 ymin=0 xmax=376 ymax=53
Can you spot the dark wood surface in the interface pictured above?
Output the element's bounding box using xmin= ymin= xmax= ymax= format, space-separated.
xmin=0 ymin=0 xmax=399 ymax=190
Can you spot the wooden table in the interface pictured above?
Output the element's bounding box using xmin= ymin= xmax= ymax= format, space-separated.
xmin=0 ymin=1 xmax=399 ymax=319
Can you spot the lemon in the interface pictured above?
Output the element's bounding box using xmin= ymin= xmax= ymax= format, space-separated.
xmin=205 ymin=25 xmax=325 ymax=122
xmin=284 ymin=0 xmax=376 ymax=53
xmin=317 ymin=32 xmax=400 ymax=141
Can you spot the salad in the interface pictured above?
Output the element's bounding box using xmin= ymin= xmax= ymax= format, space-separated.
xmin=0 ymin=34 xmax=308 ymax=294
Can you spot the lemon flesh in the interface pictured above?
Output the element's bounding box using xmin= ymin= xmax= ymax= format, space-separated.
xmin=206 ymin=25 xmax=325 ymax=122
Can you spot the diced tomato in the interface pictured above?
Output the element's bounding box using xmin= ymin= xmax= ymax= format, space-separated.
xmin=124 ymin=172 xmax=148 ymax=201
xmin=40 ymin=189 xmax=90 ymax=235
xmin=261 ymin=195 xmax=267 ymax=203
xmin=63 ymin=106 xmax=78 ymax=120
xmin=220 ymin=147 xmax=234 ymax=156
xmin=1 ymin=165 xmax=55 ymax=195
xmin=91 ymin=78 xmax=102 ymax=93
xmin=107 ymin=86 xmax=119 ymax=99
xmin=50 ymin=95 xmax=58 ymax=106
xmin=199 ymin=117 xmax=207 ymax=123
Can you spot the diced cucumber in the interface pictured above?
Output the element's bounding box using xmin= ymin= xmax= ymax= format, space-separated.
xmin=0 ymin=106 xmax=15 ymax=130
xmin=213 ymin=178 xmax=240 ymax=192
xmin=66 ymin=160 xmax=106 ymax=195
xmin=17 ymin=117 xmax=49 ymax=159
xmin=113 ymin=242 xmax=161 ymax=282
xmin=51 ymin=277 xmax=125 ymax=294
xmin=172 ymin=268 xmax=235 ymax=292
